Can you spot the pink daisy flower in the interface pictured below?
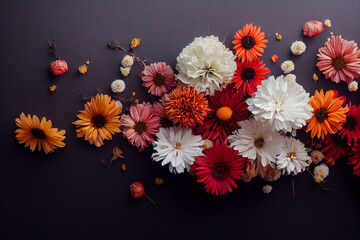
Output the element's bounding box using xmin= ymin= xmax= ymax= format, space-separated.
xmin=121 ymin=102 xmax=161 ymax=151
xmin=316 ymin=35 xmax=360 ymax=84
xmin=140 ymin=62 xmax=176 ymax=96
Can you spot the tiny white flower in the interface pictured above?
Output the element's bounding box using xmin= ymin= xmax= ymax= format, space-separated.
xmin=121 ymin=55 xmax=134 ymax=67
xmin=324 ymin=19 xmax=331 ymax=27
xmin=348 ymin=80 xmax=358 ymax=92
xmin=290 ymin=41 xmax=306 ymax=55
xmin=281 ymin=60 xmax=295 ymax=74
xmin=262 ymin=185 xmax=273 ymax=194
xmin=284 ymin=74 xmax=296 ymax=82
xmin=314 ymin=163 xmax=329 ymax=179
xmin=111 ymin=79 xmax=126 ymax=93
xmin=120 ymin=67 xmax=131 ymax=77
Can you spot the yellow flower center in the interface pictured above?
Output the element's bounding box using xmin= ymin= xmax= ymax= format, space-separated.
xmin=296 ymin=45 xmax=301 ymax=51
xmin=116 ymin=84 xmax=121 ymax=88
xmin=286 ymin=64 xmax=290 ymax=68
xmin=216 ymin=106 xmax=233 ymax=121
xmin=175 ymin=143 xmax=182 ymax=149
xmin=288 ymin=152 xmax=296 ymax=160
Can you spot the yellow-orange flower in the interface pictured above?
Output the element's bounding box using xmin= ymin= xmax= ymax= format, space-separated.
xmin=15 ymin=113 xmax=66 ymax=154
xmin=73 ymin=94 xmax=122 ymax=147
xmin=130 ymin=38 xmax=140 ymax=49
xmin=306 ymin=90 xmax=348 ymax=140
xmin=233 ymin=23 xmax=268 ymax=63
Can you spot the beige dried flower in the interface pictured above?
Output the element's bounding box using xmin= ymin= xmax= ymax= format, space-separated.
xmin=275 ymin=33 xmax=282 ymax=40
xmin=324 ymin=19 xmax=332 ymax=27
xmin=310 ymin=150 xmax=325 ymax=164
xmin=201 ymin=139 xmax=213 ymax=149
xmin=120 ymin=67 xmax=131 ymax=77
xmin=262 ymin=185 xmax=273 ymax=194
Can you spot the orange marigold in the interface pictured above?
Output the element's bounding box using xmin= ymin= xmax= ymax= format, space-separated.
xmin=306 ymin=89 xmax=348 ymax=140
xmin=164 ymin=87 xmax=209 ymax=127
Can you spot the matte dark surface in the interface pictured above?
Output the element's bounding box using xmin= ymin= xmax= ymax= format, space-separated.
xmin=1 ymin=1 xmax=360 ymax=239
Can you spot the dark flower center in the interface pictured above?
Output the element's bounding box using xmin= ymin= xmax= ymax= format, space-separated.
xmin=241 ymin=67 xmax=256 ymax=80
xmin=31 ymin=128 xmax=46 ymax=139
xmin=315 ymin=108 xmax=328 ymax=122
xmin=211 ymin=162 xmax=230 ymax=182
xmin=343 ymin=116 xmax=357 ymax=131
xmin=241 ymin=36 xmax=256 ymax=50
xmin=134 ymin=121 xmax=147 ymax=134
xmin=92 ymin=115 xmax=107 ymax=128
xmin=153 ymin=72 xmax=165 ymax=86
xmin=332 ymin=134 xmax=348 ymax=148
xmin=332 ymin=57 xmax=346 ymax=70
xmin=254 ymin=137 xmax=264 ymax=148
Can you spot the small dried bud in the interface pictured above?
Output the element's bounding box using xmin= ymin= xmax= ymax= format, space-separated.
xmin=313 ymin=73 xmax=319 ymax=82
xmin=310 ymin=150 xmax=325 ymax=164
xmin=201 ymin=139 xmax=213 ymax=149
xmin=50 ymin=85 xmax=57 ymax=92
xmin=78 ymin=64 xmax=87 ymax=74
xmin=155 ymin=177 xmax=164 ymax=186
xmin=130 ymin=38 xmax=141 ymax=49
xmin=121 ymin=164 xmax=126 ymax=171
xmin=130 ymin=182 xmax=145 ymax=199
xmin=324 ymin=19 xmax=331 ymax=27
xmin=275 ymin=33 xmax=282 ymax=40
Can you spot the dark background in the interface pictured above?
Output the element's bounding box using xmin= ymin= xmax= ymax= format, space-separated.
xmin=1 ymin=1 xmax=360 ymax=239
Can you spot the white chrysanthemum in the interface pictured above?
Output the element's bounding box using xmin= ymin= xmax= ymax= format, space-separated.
xmin=280 ymin=60 xmax=295 ymax=74
xmin=314 ymin=164 xmax=329 ymax=179
xmin=290 ymin=41 xmax=306 ymax=55
xmin=246 ymin=75 xmax=313 ymax=133
xmin=111 ymin=79 xmax=125 ymax=93
xmin=284 ymin=74 xmax=296 ymax=82
xmin=228 ymin=117 xmax=285 ymax=167
xmin=276 ymin=137 xmax=311 ymax=175
xmin=176 ymin=35 xmax=236 ymax=95
xmin=121 ymin=55 xmax=134 ymax=67
xmin=348 ymin=80 xmax=358 ymax=92
xmin=152 ymin=127 xmax=204 ymax=174
xmin=120 ymin=67 xmax=131 ymax=77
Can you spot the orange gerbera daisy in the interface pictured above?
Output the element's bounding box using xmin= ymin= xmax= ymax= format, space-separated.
xmin=15 ymin=113 xmax=66 ymax=154
xmin=233 ymin=23 xmax=268 ymax=63
xmin=164 ymin=87 xmax=209 ymax=127
xmin=73 ymin=94 xmax=122 ymax=147
xmin=306 ymin=90 xmax=348 ymax=140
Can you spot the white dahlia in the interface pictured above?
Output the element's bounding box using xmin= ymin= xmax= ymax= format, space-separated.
xmin=152 ymin=126 xmax=204 ymax=174
xmin=246 ymin=75 xmax=313 ymax=133
xmin=290 ymin=41 xmax=306 ymax=55
xmin=176 ymin=35 xmax=236 ymax=95
xmin=228 ymin=117 xmax=285 ymax=167
xmin=280 ymin=60 xmax=295 ymax=74
xmin=111 ymin=79 xmax=126 ymax=93
xmin=276 ymin=137 xmax=311 ymax=175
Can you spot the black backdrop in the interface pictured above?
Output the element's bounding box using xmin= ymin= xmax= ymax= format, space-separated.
xmin=1 ymin=1 xmax=360 ymax=239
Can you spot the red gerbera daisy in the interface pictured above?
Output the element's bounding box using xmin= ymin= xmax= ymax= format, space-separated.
xmin=195 ymin=86 xmax=249 ymax=145
xmin=321 ymin=133 xmax=351 ymax=163
xmin=339 ymin=102 xmax=360 ymax=144
xmin=349 ymin=144 xmax=360 ymax=176
xmin=232 ymin=60 xmax=271 ymax=96
xmin=191 ymin=145 xmax=247 ymax=195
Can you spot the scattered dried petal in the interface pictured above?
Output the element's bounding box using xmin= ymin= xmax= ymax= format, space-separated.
xmin=275 ymin=33 xmax=282 ymax=40
xmin=111 ymin=146 xmax=124 ymax=161
xmin=155 ymin=177 xmax=164 ymax=186
xmin=50 ymin=85 xmax=57 ymax=92
xmin=78 ymin=64 xmax=87 ymax=74
xmin=324 ymin=19 xmax=331 ymax=27
xmin=313 ymin=73 xmax=318 ymax=82
xmin=130 ymin=38 xmax=140 ymax=49
xmin=310 ymin=150 xmax=325 ymax=164
xmin=121 ymin=163 xmax=126 ymax=171
xmin=271 ymin=54 xmax=278 ymax=63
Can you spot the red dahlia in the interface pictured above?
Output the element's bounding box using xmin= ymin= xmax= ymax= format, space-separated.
xmin=232 ymin=60 xmax=270 ymax=96
xmin=339 ymin=102 xmax=360 ymax=144
xmin=195 ymin=86 xmax=249 ymax=145
xmin=191 ymin=145 xmax=247 ymax=196
xmin=321 ymin=133 xmax=351 ymax=163
xmin=349 ymin=145 xmax=360 ymax=176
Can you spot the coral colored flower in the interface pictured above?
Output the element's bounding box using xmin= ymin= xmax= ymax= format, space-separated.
xmin=303 ymin=20 xmax=325 ymax=37
xmin=121 ymin=102 xmax=161 ymax=151
xmin=141 ymin=62 xmax=176 ymax=96
xmin=195 ymin=86 xmax=249 ymax=145
xmin=316 ymin=35 xmax=360 ymax=84
xmin=15 ymin=113 xmax=66 ymax=154
xmin=73 ymin=94 xmax=122 ymax=147
xmin=339 ymin=103 xmax=360 ymax=144
xmin=191 ymin=145 xmax=247 ymax=196
xmin=321 ymin=133 xmax=351 ymax=162
xmin=232 ymin=60 xmax=270 ymax=96
xmin=50 ymin=60 xmax=68 ymax=75
xmin=165 ymin=87 xmax=209 ymax=128
xmin=306 ymin=90 xmax=348 ymax=140
xmin=233 ymin=23 xmax=268 ymax=63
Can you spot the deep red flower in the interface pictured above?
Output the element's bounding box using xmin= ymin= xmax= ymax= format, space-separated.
xmin=130 ymin=182 xmax=145 ymax=199
xmin=321 ymin=133 xmax=351 ymax=163
xmin=232 ymin=60 xmax=270 ymax=96
xmin=191 ymin=145 xmax=247 ymax=196
xmin=195 ymin=86 xmax=249 ymax=145
xmin=339 ymin=102 xmax=360 ymax=144
xmin=349 ymin=144 xmax=360 ymax=176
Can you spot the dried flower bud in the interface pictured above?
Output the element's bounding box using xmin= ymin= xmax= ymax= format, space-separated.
xmin=120 ymin=67 xmax=131 ymax=77
xmin=86 ymin=60 xmax=90 ymax=64
xmin=310 ymin=150 xmax=325 ymax=164
xmin=121 ymin=163 xmax=126 ymax=171
xmin=130 ymin=38 xmax=140 ymax=49
xmin=78 ymin=64 xmax=87 ymax=74
xmin=201 ymin=139 xmax=213 ymax=149
xmin=324 ymin=19 xmax=331 ymax=27
xmin=303 ymin=20 xmax=325 ymax=37
xmin=130 ymin=182 xmax=145 ymax=199
xmin=313 ymin=73 xmax=319 ymax=82
xmin=262 ymin=185 xmax=273 ymax=194
xmin=50 ymin=60 xmax=68 ymax=75
xmin=155 ymin=177 xmax=164 ymax=186
xmin=275 ymin=33 xmax=282 ymax=40
xmin=50 ymin=85 xmax=57 ymax=92
xmin=348 ymin=80 xmax=358 ymax=92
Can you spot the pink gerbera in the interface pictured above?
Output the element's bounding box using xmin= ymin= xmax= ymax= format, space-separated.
xmin=121 ymin=102 xmax=161 ymax=151
xmin=140 ymin=62 xmax=176 ymax=96
xmin=316 ymin=35 xmax=360 ymax=84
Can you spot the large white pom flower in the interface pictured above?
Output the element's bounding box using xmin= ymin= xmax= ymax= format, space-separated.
xmin=246 ymin=75 xmax=313 ymax=133
xmin=276 ymin=137 xmax=311 ymax=175
xmin=228 ymin=117 xmax=285 ymax=167
xmin=176 ymin=35 xmax=236 ymax=95
xmin=152 ymin=127 xmax=204 ymax=173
